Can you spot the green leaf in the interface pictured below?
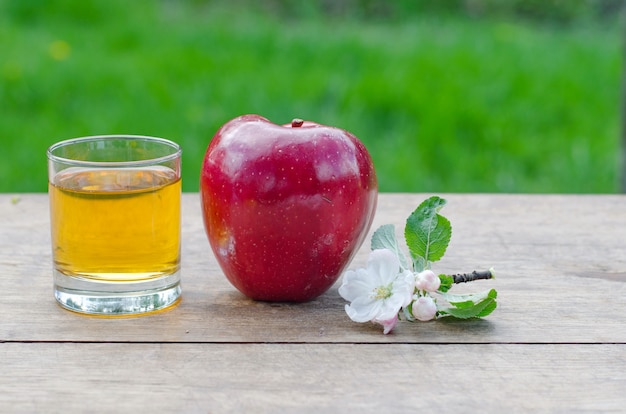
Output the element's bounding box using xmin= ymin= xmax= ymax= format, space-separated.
xmin=448 ymin=299 xmax=475 ymax=309
xmin=404 ymin=196 xmax=452 ymax=272
xmin=371 ymin=224 xmax=410 ymax=270
xmin=438 ymin=289 xmax=498 ymax=319
xmin=402 ymin=305 xmax=415 ymax=322
xmin=475 ymin=300 xmax=498 ymax=318
xmin=442 ymin=289 xmax=497 ymax=306
xmin=437 ymin=274 xmax=453 ymax=293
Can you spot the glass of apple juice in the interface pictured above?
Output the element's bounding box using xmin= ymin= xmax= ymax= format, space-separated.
xmin=47 ymin=135 xmax=182 ymax=315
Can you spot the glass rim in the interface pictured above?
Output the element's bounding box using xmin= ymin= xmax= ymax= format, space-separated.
xmin=46 ymin=134 xmax=182 ymax=168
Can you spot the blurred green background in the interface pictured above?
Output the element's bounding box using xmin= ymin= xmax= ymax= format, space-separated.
xmin=1 ymin=0 xmax=623 ymax=193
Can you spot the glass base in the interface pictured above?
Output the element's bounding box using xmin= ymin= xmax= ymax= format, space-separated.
xmin=53 ymin=270 xmax=181 ymax=316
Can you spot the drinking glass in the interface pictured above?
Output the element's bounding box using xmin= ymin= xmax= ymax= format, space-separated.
xmin=47 ymin=135 xmax=182 ymax=315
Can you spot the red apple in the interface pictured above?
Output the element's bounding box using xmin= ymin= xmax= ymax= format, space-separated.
xmin=200 ymin=114 xmax=378 ymax=302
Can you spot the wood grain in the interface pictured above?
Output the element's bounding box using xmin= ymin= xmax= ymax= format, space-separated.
xmin=1 ymin=193 xmax=625 ymax=412
xmin=1 ymin=193 xmax=625 ymax=343
xmin=1 ymin=343 xmax=624 ymax=413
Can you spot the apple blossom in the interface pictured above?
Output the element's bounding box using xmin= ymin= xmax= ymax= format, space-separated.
xmin=411 ymin=295 xmax=437 ymax=321
xmin=338 ymin=249 xmax=414 ymax=333
xmin=415 ymin=269 xmax=441 ymax=292
xmin=374 ymin=316 xmax=398 ymax=335
xmin=339 ymin=196 xmax=497 ymax=334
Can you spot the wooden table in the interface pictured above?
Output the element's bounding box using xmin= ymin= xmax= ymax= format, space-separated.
xmin=1 ymin=193 xmax=624 ymax=412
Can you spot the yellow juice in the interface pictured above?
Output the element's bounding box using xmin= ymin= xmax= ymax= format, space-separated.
xmin=49 ymin=166 xmax=181 ymax=281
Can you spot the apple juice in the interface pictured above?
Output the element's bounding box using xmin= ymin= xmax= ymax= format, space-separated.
xmin=49 ymin=167 xmax=181 ymax=281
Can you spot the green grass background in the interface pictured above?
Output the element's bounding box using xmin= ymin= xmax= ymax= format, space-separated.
xmin=1 ymin=0 xmax=622 ymax=193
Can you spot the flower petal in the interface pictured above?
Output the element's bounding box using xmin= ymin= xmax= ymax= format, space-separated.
xmin=394 ymin=270 xmax=416 ymax=307
xmin=339 ymin=268 xmax=374 ymax=297
xmin=345 ymin=296 xmax=381 ymax=323
xmin=376 ymin=299 xmax=404 ymax=322
xmin=340 ymin=249 xmax=413 ymax=327
xmin=415 ymin=269 xmax=441 ymax=292
xmin=367 ymin=249 xmax=401 ymax=285
xmin=412 ymin=296 xmax=437 ymax=321
xmin=374 ymin=316 xmax=398 ymax=335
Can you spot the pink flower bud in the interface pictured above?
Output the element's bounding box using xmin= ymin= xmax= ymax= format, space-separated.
xmin=375 ymin=316 xmax=398 ymax=335
xmin=412 ymin=296 xmax=437 ymax=321
xmin=415 ymin=270 xmax=441 ymax=292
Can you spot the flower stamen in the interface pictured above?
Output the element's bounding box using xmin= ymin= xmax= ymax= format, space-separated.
xmin=372 ymin=284 xmax=393 ymax=300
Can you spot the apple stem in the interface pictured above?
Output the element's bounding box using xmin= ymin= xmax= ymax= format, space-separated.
xmin=451 ymin=268 xmax=495 ymax=284
xmin=291 ymin=118 xmax=304 ymax=128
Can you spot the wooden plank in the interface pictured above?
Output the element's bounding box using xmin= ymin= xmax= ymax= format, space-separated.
xmin=1 ymin=194 xmax=625 ymax=343
xmin=1 ymin=343 xmax=624 ymax=413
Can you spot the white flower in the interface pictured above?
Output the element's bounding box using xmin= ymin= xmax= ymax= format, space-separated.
xmin=339 ymin=249 xmax=414 ymax=333
xmin=415 ymin=269 xmax=441 ymax=292
xmin=411 ymin=295 xmax=437 ymax=321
